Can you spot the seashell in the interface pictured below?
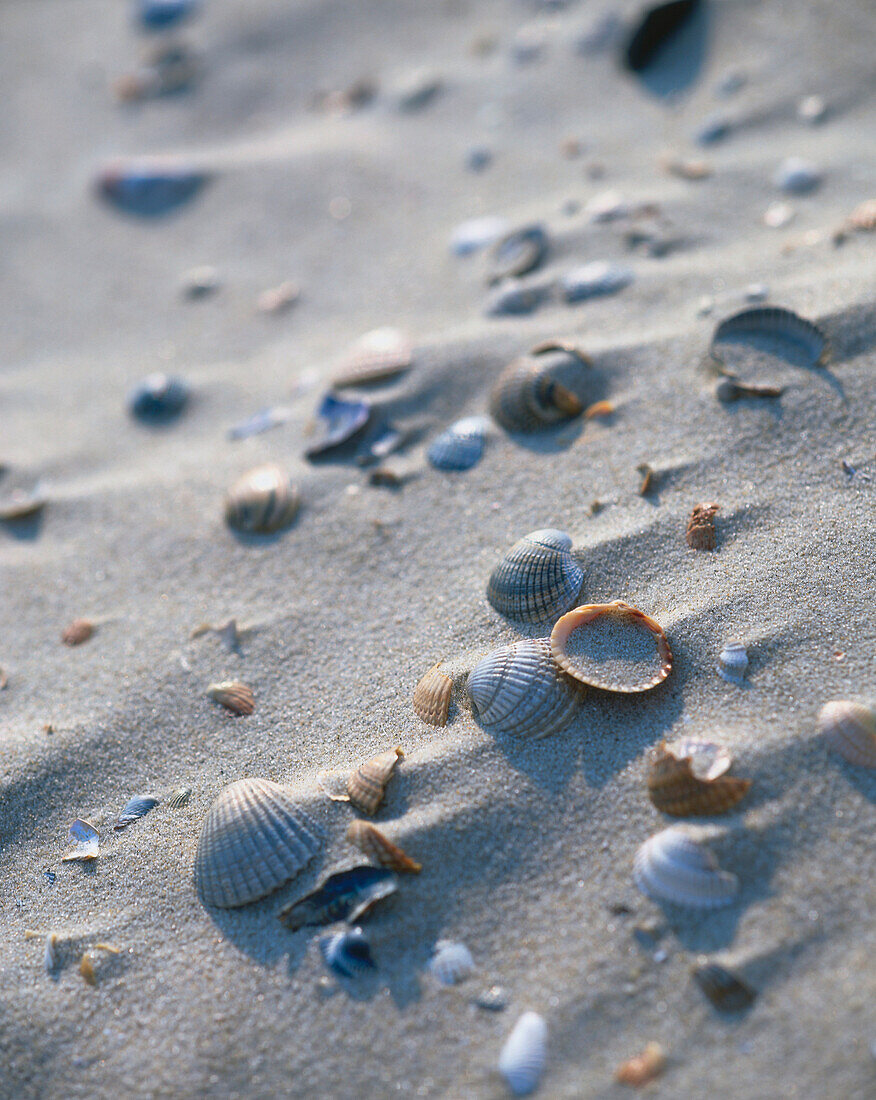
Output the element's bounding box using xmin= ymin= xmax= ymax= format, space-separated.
xmin=228 ymin=406 xmax=292 ymax=441
xmin=585 ymin=189 xmax=628 ymax=222
xmin=773 ymin=157 xmax=822 ymax=194
xmin=179 ymin=265 xmax=220 ymax=300
xmin=646 ymin=741 xmax=751 ymax=817
xmin=660 ymin=154 xmax=712 ymax=180
xmin=128 ymin=373 xmax=190 ymax=421
xmin=550 ymin=600 xmax=672 ymax=693
xmin=710 ymin=306 xmax=829 ymax=368
xmin=392 ymin=68 xmax=442 ymax=112
xmin=666 ymin=738 xmax=732 ymax=781
xmin=428 ymin=940 xmax=475 ymax=986
xmin=818 ymin=700 xmax=876 ymax=768
xmin=498 ymin=1011 xmax=548 ymax=1097
xmin=207 ymin=680 xmax=254 ymax=716
xmin=427 ymin=416 xmax=488 ymax=472
xmin=412 ymin=663 xmax=452 ymax=727
xmin=486 ymin=529 xmax=583 ymax=624
xmin=624 ymin=0 xmax=701 ymax=74
xmin=714 ymin=374 xmax=784 ymax=402
xmin=61 ymin=619 xmax=95 ymax=647
xmin=166 ymin=786 xmax=192 ymax=809
xmin=319 ymin=927 xmax=376 ymax=977
xmin=763 ymin=201 xmax=795 ymax=229
xmin=633 ymin=825 xmax=739 ymax=908
xmin=693 ymin=113 xmax=731 ymax=146
xmin=489 ymin=346 xmax=589 ymax=433
xmin=692 ymin=960 xmax=756 ymax=1011
xmin=62 ymin=819 xmax=100 ymax=862
xmin=224 ymin=464 xmax=300 ymax=535
xmin=636 ymin=463 xmax=654 ymax=495
xmin=0 ymin=666 xmax=7 ymax=690
xmin=347 ymin=747 xmax=405 ymax=815
xmin=486 ymin=225 xmax=549 ymax=284
xmin=450 ymin=215 xmax=510 ymax=257
xmin=79 ymin=943 xmax=120 ymax=987
xmin=346 ymin=820 xmax=421 ymax=874
xmin=686 ymin=502 xmax=719 ymax=551
xmin=574 ymin=12 xmax=625 ymax=56
xmin=44 ymin=933 xmax=60 ymax=973
xmin=614 ymin=1041 xmax=666 ymax=1087
xmin=465 ymin=145 xmax=492 ymax=172
xmin=278 ymin=865 xmax=398 ymax=930
xmin=474 ymin=985 xmax=509 ymax=1012
xmin=797 ymin=94 xmax=827 ymax=124
xmin=305 ymin=392 xmax=371 ymax=458
xmin=114 ymin=41 xmax=199 ymax=102
xmin=332 ymin=327 xmax=412 ymax=389
xmin=484 ymin=277 xmax=550 ymax=317
xmin=194 ymin=778 xmax=322 ymax=909
xmin=97 ymin=160 xmax=208 ymax=217
xmin=136 ymin=0 xmax=200 ymax=32
xmin=468 ymin=638 xmax=579 ymax=739
xmin=560 ymin=261 xmax=633 ymax=303
xmin=114 ymin=795 xmax=160 ymax=830
xmin=847 ymin=198 xmax=876 ymax=233
xmin=716 ymin=640 xmax=748 ymax=684
xmin=0 ymin=480 xmax=45 ymax=522
xmin=256 ymin=280 xmax=300 ymax=315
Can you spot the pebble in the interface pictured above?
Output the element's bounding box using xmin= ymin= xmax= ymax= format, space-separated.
xmin=465 ymin=146 xmax=493 ymax=172
xmin=180 ymin=265 xmax=221 ymax=299
xmin=773 ymin=157 xmax=822 ymax=194
xmin=560 ymin=261 xmax=633 ymax=303
xmin=393 ymin=69 xmax=442 ymax=112
xmin=713 ymin=70 xmax=746 ymax=98
xmin=484 ymin=277 xmax=550 ymax=317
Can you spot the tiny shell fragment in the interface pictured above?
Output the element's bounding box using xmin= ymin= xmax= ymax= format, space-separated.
xmin=686 ymin=502 xmax=719 ymax=550
xmin=79 ymin=943 xmax=120 ymax=987
xmin=207 ymin=681 xmax=254 ymax=716
xmin=62 ymin=619 xmax=94 ymax=647
xmin=347 ymin=747 xmax=404 ymax=815
xmin=647 ymin=741 xmax=751 ymax=817
xmin=614 ymin=1042 xmax=666 ymax=1087
xmin=44 ymin=933 xmax=60 ymax=973
xmin=62 ymin=819 xmax=100 ymax=862
xmin=345 ymin=820 xmax=421 ymax=873
xmin=257 ymin=281 xmax=300 ymax=314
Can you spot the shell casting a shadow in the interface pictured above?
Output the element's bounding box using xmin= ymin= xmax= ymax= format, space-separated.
xmin=646 ymin=741 xmax=751 ymax=816
xmin=692 ymin=960 xmax=756 ymax=1012
xmin=498 ymin=1011 xmax=548 ymax=1096
xmin=633 ymin=825 xmax=739 ymax=908
xmin=486 ymin=528 xmax=584 ymax=624
xmin=818 ymin=700 xmax=876 ymax=768
xmin=412 ymin=664 xmax=453 ymax=727
xmin=278 ymin=865 xmax=398 ymax=930
xmin=489 ymin=344 xmax=590 ymax=433
xmin=710 ymin=306 xmax=830 ymax=369
xmin=224 ymin=464 xmax=300 ymax=535
xmin=347 ymin=747 xmax=405 ymax=815
xmin=345 ymin=820 xmax=421 ymax=874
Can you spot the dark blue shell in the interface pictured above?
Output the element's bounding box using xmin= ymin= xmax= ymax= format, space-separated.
xmin=304 ymin=393 xmax=371 ymax=459
xmin=277 ymin=865 xmax=398 ymax=930
xmin=427 ymin=417 xmax=487 ymax=472
xmin=136 ymin=0 xmax=200 ymax=31
xmin=114 ymin=795 xmax=159 ymax=830
xmin=128 ymin=373 xmax=190 ymax=421
xmin=98 ymin=164 xmax=207 ymax=217
xmin=319 ymin=927 xmax=376 ymax=977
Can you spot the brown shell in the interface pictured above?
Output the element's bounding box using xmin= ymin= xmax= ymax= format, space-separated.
xmin=207 ymin=681 xmax=254 ymax=716
xmin=62 ymin=619 xmax=95 ymax=647
xmin=346 ymin=820 xmax=421 ymax=873
xmin=413 ymin=664 xmax=452 ymax=727
xmin=347 ymin=747 xmax=404 ymax=815
xmin=848 ymin=198 xmax=876 ymax=231
xmin=636 ymin=463 xmax=654 ymax=496
xmin=686 ymin=502 xmax=719 ymax=550
xmin=647 ymin=742 xmax=751 ymax=816
xmin=332 ymin=327 xmax=412 ymax=388
xmin=614 ymin=1042 xmax=666 ymax=1087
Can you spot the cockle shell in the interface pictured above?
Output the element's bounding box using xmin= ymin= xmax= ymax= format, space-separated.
xmin=194 ymin=778 xmax=322 ymax=909
xmin=686 ymin=502 xmax=719 ymax=551
xmin=427 ymin=416 xmax=488 ymax=471
xmin=716 ymin=640 xmax=748 ymax=684
xmin=489 ymin=346 xmax=589 ymax=433
xmin=614 ymin=1042 xmax=666 ymax=1087
xmin=319 ymin=927 xmax=376 ymax=977
xmin=486 ymin=529 xmax=583 ymax=624
xmin=224 ymin=464 xmax=300 ymax=535
xmin=498 ymin=1011 xmax=548 ymax=1096
xmin=428 ymin=940 xmax=475 ymax=986
xmin=166 ymin=786 xmax=192 ymax=808
xmin=332 ymin=327 xmax=412 ymax=389
xmin=550 ymin=600 xmax=672 ymax=693
xmin=207 ymin=680 xmax=254 ymax=716
xmin=633 ymin=826 xmax=739 ymax=908
xmin=412 ymin=664 xmax=452 ymax=727
xmin=278 ymin=866 xmax=398 ymax=930
xmin=646 ymin=742 xmax=751 ymax=817
xmin=692 ymin=960 xmax=755 ymax=1011
xmin=487 ymin=225 xmax=549 ymax=284
xmin=468 ymin=639 xmax=580 ymax=740
xmin=347 ymin=747 xmax=405 ymax=815
xmin=818 ymin=700 xmax=876 ymax=768
xmin=62 ymin=819 xmax=100 ymax=862
xmin=114 ymin=795 xmax=160 ymax=830
xmin=62 ymin=619 xmax=95 ymax=646
xmin=345 ymin=820 xmax=421 ymax=874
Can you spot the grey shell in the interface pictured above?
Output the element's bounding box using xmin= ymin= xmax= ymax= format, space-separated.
xmin=559 ymin=261 xmax=633 ymax=303
xmin=486 ymin=224 xmax=549 ymax=284
xmin=716 ymin=640 xmax=748 ymax=685
xmin=319 ymin=927 xmax=375 ymax=977
xmin=710 ymin=306 xmax=829 ymax=368
xmin=428 ymin=940 xmax=475 ymax=986
xmin=114 ymin=795 xmax=159 ymax=830
xmin=194 ymin=778 xmax=322 ymax=909
xmin=427 ymin=417 xmax=488 ymax=471
xmin=498 ymin=1011 xmax=548 ymax=1097
xmin=489 ymin=349 xmax=588 ymax=433
xmin=224 ymin=464 xmax=300 ymax=535
xmin=487 ymin=529 xmax=583 ymax=623
xmin=633 ymin=826 xmax=739 ymax=909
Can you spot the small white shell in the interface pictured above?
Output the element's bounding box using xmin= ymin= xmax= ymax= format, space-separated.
xmin=498 ymin=1011 xmax=548 ymax=1096
xmin=487 ymin=529 xmax=583 ymax=624
xmin=818 ymin=700 xmax=876 ymax=768
xmin=44 ymin=933 xmax=60 ymax=973
xmin=427 ymin=417 xmax=488 ymax=471
xmin=633 ymin=826 xmax=739 ymax=909
xmin=716 ymin=640 xmax=748 ymax=684
xmin=450 ymin=215 xmax=510 ymax=257
xmin=428 ymin=940 xmax=475 ymax=986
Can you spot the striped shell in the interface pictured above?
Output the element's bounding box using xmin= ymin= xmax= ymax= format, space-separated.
xmin=633 ymin=826 xmax=739 ymax=909
xmin=224 ymin=464 xmax=300 ymax=535
xmin=484 ymin=278 xmax=549 ymax=317
xmin=498 ymin=1011 xmax=548 ymax=1097
xmin=646 ymin=742 xmax=751 ymax=817
xmin=818 ymin=700 xmax=876 ymax=768
xmin=716 ymin=640 xmax=748 ymax=684
xmin=194 ymin=778 xmax=322 ymax=909
xmin=710 ymin=306 xmax=829 ymax=368
xmin=278 ymin=865 xmax=398 ymax=930
xmin=489 ymin=347 xmax=589 ymax=433
xmin=62 ymin=619 xmax=95 ymax=646
xmin=486 ymin=529 xmax=583 ymax=624
xmin=412 ymin=664 xmax=452 ymax=727
xmin=332 ymin=327 xmax=412 ymax=388
xmin=467 ymin=638 xmax=579 ymax=739
xmin=166 ymin=786 xmax=192 ymax=808
xmin=319 ymin=927 xmax=376 ymax=977
xmin=686 ymin=502 xmax=719 ymax=551
xmin=346 ymin=820 xmax=421 ymax=873
xmin=428 ymin=940 xmax=475 ymax=986
xmin=427 ymin=416 xmax=488 ymax=471
xmin=207 ymin=680 xmax=254 ymax=716
xmin=692 ymin=961 xmax=756 ymax=1011
xmin=347 ymin=748 xmax=404 ymax=815
xmin=114 ymin=795 xmax=160 ymax=830
xmin=550 ymin=600 xmax=672 ymax=693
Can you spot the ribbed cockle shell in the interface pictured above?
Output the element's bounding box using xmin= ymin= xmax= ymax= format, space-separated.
xmin=818 ymin=700 xmax=876 ymax=768
xmin=412 ymin=664 xmax=453 ymax=727
xmin=486 ymin=528 xmax=583 ymax=624
xmin=498 ymin=1011 xmax=548 ymax=1096
xmin=489 ymin=344 xmax=590 ymax=433
xmin=633 ymin=825 xmax=738 ymax=909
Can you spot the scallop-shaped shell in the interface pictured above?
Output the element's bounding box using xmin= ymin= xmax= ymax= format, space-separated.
xmin=194 ymin=778 xmax=322 ymax=909
xmin=128 ymin=373 xmax=190 ymax=421
xmin=489 ymin=348 xmax=589 ymax=433
xmin=550 ymin=600 xmax=672 ymax=693
xmin=686 ymin=502 xmax=719 ymax=551
xmin=710 ymin=306 xmax=829 ymax=368
xmin=412 ymin=664 xmax=452 ymax=727
xmin=427 ymin=417 xmax=488 ymax=471
xmin=498 ymin=1011 xmax=548 ymax=1097
xmin=716 ymin=640 xmax=748 ymax=684
xmin=818 ymin=700 xmax=876 ymax=768
xmin=224 ymin=464 xmax=300 ymax=535
xmin=487 ymin=225 xmax=549 ymax=284
xmin=468 ymin=638 xmax=579 ymax=739
xmin=319 ymin=927 xmax=375 ymax=977
xmin=114 ymin=795 xmax=160 ymax=830
xmin=487 ymin=529 xmax=583 ymax=624
xmin=633 ymin=826 xmax=739 ymax=909
xmin=692 ymin=961 xmax=756 ymax=1011
xmin=62 ymin=619 xmax=95 ymax=646
xmin=347 ymin=747 xmax=404 ymax=815
xmin=345 ymin=820 xmax=421 ymax=874
xmin=428 ymin=940 xmax=475 ymax=986
xmin=166 ymin=786 xmax=192 ymax=809
xmin=207 ymin=680 xmax=254 ymax=716
xmin=646 ymin=742 xmax=751 ymax=817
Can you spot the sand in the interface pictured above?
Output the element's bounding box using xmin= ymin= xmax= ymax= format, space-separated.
xmin=1 ymin=1 xmax=875 ymax=1097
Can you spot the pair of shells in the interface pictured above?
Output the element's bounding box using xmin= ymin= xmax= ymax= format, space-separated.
xmin=498 ymin=1011 xmax=548 ymax=1097
xmin=647 ymin=740 xmax=751 ymax=817
xmin=818 ymin=700 xmax=876 ymax=768
xmin=486 ymin=529 xmax=583 ymax=624
xmin=686 ymin=502 xmax=719 ymax=551
xmin=224 ymin=464 xmax=300 ymax=535
xmin=633 ymin=825 xmax=739 ymax=908
xmin=489 ymin=343 xmax=590 ymax=433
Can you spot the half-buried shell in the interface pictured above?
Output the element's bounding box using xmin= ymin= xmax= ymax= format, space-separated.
xmin=114 ymin=795 xmax=160 ymax=830
xmin=710 ymin=306 xmax=829 ymax=369
xmin=194 ymin=778 xmax=322 ymax=909
xmin=498 ymin=1011 xmax=548 ymax=1096
xmin=345 ymin=820 xmax=421 ymax=873
xmin=347 ymin=747 xmax=405 ymax=815
xmin=633 ymin=825 xmax=739 ymax=908
xmin=486 ymin=224 xmax=549 ymax=284
xmin=486 ymin=528 xmax=583 ymax=624
xmin=62 ymin=819 xmax=100 ymax=862
xmin=692 ymin=960 xmax=756 ymax=1011
xmin=646 ymin=741 xmax=751 ymax=816
xmin=319 ymin=926 xmax=376 ymax=977
xmin=278 ymin=865 xmax=398 ymax=930
xmin=428 ymin=940 xmax=475 ymax=986
xmin=716 ymin=640 xmax=748 ymax=684
xmin=427 ymin=416 xmax=488 ymax=471
xmin=818 ymin=700 xmax=876 ymax=768
xmin=489 ymin=344 xmax=590 ymax=433
xmin=412 ymin=663 xmax=453 ymax=727
xmin=207 ymin=680 xmax=254 ymax=716
xmin=332 ymin=327 xmax=412 ymax=388
xmin=224 ymin=464 xmax=300 ymax=535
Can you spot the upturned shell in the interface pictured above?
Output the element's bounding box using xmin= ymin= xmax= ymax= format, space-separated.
xmin=487 ymin=528 xmax=583 ymax=624
xmin=428 ymin=940 xmax=475 ymax=986
xmin=686 ymin=502 xmax=719 ymax=550
xmin=278 ymin=865 xmax=398 ymax=930
xmin=489 ymin=346 xmax=589 ymax=433
xmin=614 ymin=1042 xmax=666 ymax=1087
xmin=332 ymin=327 xmax=412 ymax=388
xmin=710 ymin=306 xmax=829 ymax=368
xmin=62 ymin=619 xmax=95 ymax=646
xmin=818 ymin=700 xmax=876 ymax=768
xmin=207 ymin=680 xmax=254 ymax=716
xmin=427 ymin=416 xmax=488 ymax=471
xmin=498 ymin=1011 xmax=548 ymax=1096
xmin=467 ymin=638 xmax=579 ymax=740
xmin=646 ymin=742 xmax=751 ymax=817
xmin=194 ymin=778 xmax=322 ymax=909
xmin=633 ymin=826 xmax=739 ymax=908
xmin=692 ymin=960 xmax=756 ymax=1011
xmin=412 ymin=664 xmax=452 ymax=727
xmin=550 ymin=600 xmax=672 ymax=693
xmin=716 ymin=640 xmax=748 ymax=684
xmin=347 ymin=748 xmax=404 ymax=815
xmin=224 ymin=464 xmax=300 ymax=535
xmin=97 ymin=161 xmax=207 ymax=217
xmin=346 ymin=820 xmax=421 ymax=873
xmin=487 ymin=225 xmax=549 ymax=284
xmin=319 ymin=927 xmax=376 ymax=977
xmin=114 ymin=795 xmax=160 ymax=830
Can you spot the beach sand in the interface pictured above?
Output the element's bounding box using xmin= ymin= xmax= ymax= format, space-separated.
xmin=1 ymin=1 xmax=874 ymax=1096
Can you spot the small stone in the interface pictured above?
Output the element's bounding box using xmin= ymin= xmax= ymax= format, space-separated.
xmin=762 ymin=201 xmax=795 ymax=229
xmin=773 ymin=157 xmax=822 ymax=195
xmin=694 ymin=113 xmax=732 ymax=145
xmin=797 ymin=94 xmax=827 ymax=124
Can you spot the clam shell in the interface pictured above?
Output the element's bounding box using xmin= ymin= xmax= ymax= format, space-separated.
xmin=207 ymin=680 xmax=254 ymax=716
xmin=114 ymin=795 xmax=160 ymax=830
xmin=345 ymin=820 xmax=421 ymax=874
xmin=61 ymin=619 xmax=95 ymax=646
xmin=710 ymin=306 xmax=829 ymax=368
xmin=686 ymin=502 xmax=719 ymax=551
xmin=194 ymin=778 xmax=322 ymax=908
xmin=224 ymin=464 xmax=300 ymax=535
xmin=347 ymin=748 xmax=404 ymax=815
xmin=560 ymin=261 xmax=633 ymax=303
xmin=487 ymin=528 xmax=583 ymax=624
xmin=62 ymin=818 xmax=100 ymax=862
xmin=427 ymin=417 xmax=488 ymax=471
xmin=489 ymin=346 xmax=589 ymax=433
xmin=319 ymin=927 xmax=376 ymax=977
xmin=550 ymin=600 xmax=672 ymax=693
xmin=487 ymin=225 xmax=549 ymax=284
xmin=692 ymin=960 xmax=756 ymax=1011
xmin=450 ymin=215 xmax=510 ymax=256
xmin=428 ymin=940 xmax=475 ymax=986
xmin=97 ymin=161 xmax=207 ymax=217
xmin=633 ymin=826 xmax=739 ymax=908
xmin=278 ymin=865 xmax=398 ymax=930
xmin=772 ymin=157 xmax=822 ymax=194
xmin=305 ymin=393 xmax=372 ymax=459
xmin=498 ymin=1011 xmax=548 ymax=1097
xmin=166 ymin=786 xmax=192 ymax=809
xmin=716 ymin=640 xmax=748 ymax=684
xmin=646 ymin=742 xmax=751 ymax=817
xmin=614 ymin=1042 xmax=666 ymax=1087
xmin=818 ymin=700 xmax=876 ymax=768
xmin=0 ymin=481 xmax=45 ymax=522
xmin=412 ymin=664 xmax=452 ymax=727
xmin=467 ymin=638 xmax=579 ymax=739
xmin=332 ymin=327 xmax=412 ymax=388
xmin=128 ymin=373 xmax=190 ymax=421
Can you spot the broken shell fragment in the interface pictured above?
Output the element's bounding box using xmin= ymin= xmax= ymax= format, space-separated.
xmin=686 ymin=502 xmax=719 ymax=551
xmin=647 ymin=741 xmax=751 ymax=817
xmin=332 ymin=327 xmax=412 ymax=388
xmin=79 ymin=943 xmax=120 ymax=987
xmin=427 ymin=416 xmax=488 ymax=471
xmin=550 ymin=601 xmax=672 ymax=693
xmin=714 ymin=375 xmax=784 ymax=402
xmin=114 ymin=795 xmax=160 ymax=830
xmin=319 ymin=926 xmax=376 ymax=977
xmin=62 ymin=619 xmax=95 ymax=646
xmin=490 ymin=345 xmax=590 ymax=433
xmin=412 ymin=663 xmax=453 ymax=727
xmin=633 ymin=826 xmax=739 ymax=908
xmin=692 ymin=960 xmax=756 ymax=1011
xmin=818 ymin=700 xmax=876 ymax=768
xmin=0 ymin=479 xmax=47 ymax=522
xmin=666 ymin=738 xmax=732 ymax=781
xmin=345 ymin=820 xmax=421 ymax=874
xmin=487 ymin=529 xmax=584 ymax=624
xmin=224 ymin=464 xmax=300 ymax=535
xmin=710 ymin=306 xmax=829 ymax=369
xmin=194 ymin=778 xmax=322 ymax=909
xmin=347 ymin=747 xmax=405 ymax=815
xmin=166 ymin=786 xmax=192 ymax=808
xmin=498 ymin=1011 xmax=548 ymax=1097
xmin=44 ymin=933 xmax=60 ymax=973
xmin=428 ymin=940 xmax=475 ymax=986
xmin=614 ymin=1041 xmax=666 ymax=1087
xmin=97 ymin=160 xmax=208 ymax=218
xmin=716 ymin=640 xmax=748 ymax=684
xmin=487 ymin=224 xmax=549 ymax=284
xmin=62 ymin=819 xmax=100 ymax=862
xmin=305 ymin=393 xmax=371 ymax=459
xmin=207 ymin=680 xmax=254 ymax=716
xmin=278 ymin=866 xmax=398 ymax=930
